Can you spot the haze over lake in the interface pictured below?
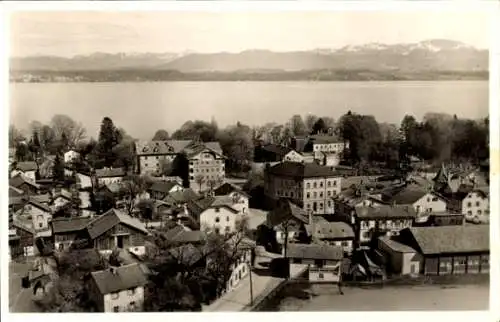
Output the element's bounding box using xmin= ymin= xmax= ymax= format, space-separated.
xmin=10 ymin=81 xmax=488 ymax=140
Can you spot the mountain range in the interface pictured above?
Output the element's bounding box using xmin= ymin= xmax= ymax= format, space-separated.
xmin=11 ymin=39 xmax=487 ymax=73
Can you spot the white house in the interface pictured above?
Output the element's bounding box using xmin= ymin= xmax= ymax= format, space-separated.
xmin=15 ymin=199 xmax=53 ymax=233
xmin=52 ymin=189 xmax=73 ymax=210
xmin=77 ymin=172 xmax=93 ymax=189
xmin=11 ymin=161 xmax=38 ymax=181
xmin=95 ymin=168 xmax=126 ymax=186
xmin=200 ymin=202 xmax=242 ymax=235
xmin=64 ymin=150 xmax=81 ymax=164
xmin=383 ymin=185 xmax=447 ymax=216
xmin=287 ymin=243 xmax=344 ymax=282
xmin=283 ymin=150 xmax=304 ymax=163
xmin=448 ymin=188 xmax=489 ymax=224
xmin=88 ymin=263 xmax=148 ymax=312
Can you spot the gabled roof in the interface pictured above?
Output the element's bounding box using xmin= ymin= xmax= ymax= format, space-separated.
xmin=9 ymin=185 xmax=24 ymax=197
xmin=287 ymin=243 xmax=343 ymax=260
xmin=378 ymin=236 xmax=416 ymax=253
xmin=24 ymin=198 xmax=52 ymax=213
xmin=90 ymin=263 xmax=148 ymax=295
xmin=267 ymin=199 xmax=309 ymax=227
xmin=95 ymin=167 xmax=126 ymax=178
xmin=407 ymin=225 xmax=489 ymax=255
xmin=184 ymin=141 xmax=225 ymax=159
xmin=382 ymin=185 xmax=440 ymax=205
xmin=9 ymin=174 xmax=40 ymax=189
xmin=164 ymin=188 xmax=201 ymax=204
xmin=260 ymin=144 xmax=293 ymax=158
xmin=51 ymin=217 xmax=92 ymax=234
xmin=86 ymin=208 xmax=149 ymax=239
xmin=32 ymin=194 xmax=51 ymax=204
xmin=13 ymin=161 xmax=38 ymax=172
xmin=309 ymin=134 xmax=343 ymax=144
xmin=150 ymin=181 xmax=181 ymax=194
xmin=267 ymin=161 xmax=341 ymax=178
xmin=354 ymin=204 xmax=417 ymax=219
xmin=54 ymin=189 xmax=73 ymax=200
xmin=306 ymin=220 xmax=355 ymax=240
xmin=105 ymin=182 xmax=123 ymax=194
xmin=135 ymin=140 xmax=192 ymax=156
xmin=214 ymin=183 xmax=249 ymax=197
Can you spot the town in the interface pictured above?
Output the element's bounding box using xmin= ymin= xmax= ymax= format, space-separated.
xmin=8 ymin=111 xmax=490 ymax=312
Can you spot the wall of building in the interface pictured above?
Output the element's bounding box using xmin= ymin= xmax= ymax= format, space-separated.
xmin=424 ymin=253 xmax=490 ymax=275
xmin=413 ymin=193 xmax=447 ymax=215
xmin=200 ymin=207 xmax=240 ymax=235
xmin=312 ymin=142 xmax=348 ymax=154
xmin=138 ymin=154 xmax=177 ymax=175
xmin=283 ymin=151 xmax=304 ymax=163
xmin=22 ymin=204 xmax=51 ymax=231
xmin=77 ymin=173 xmax=93 ymax=189
xmin=303 ymin=177 xmax=341 ymax=215
xmin=359 ymin=218 xmax=413 ymax=244
xmin=461 ymin=192 xmax=489 ymax=223
xmin=103 ymin=286 xmax=145 ymax=312
xmin=98 ymin=176 xmax=124 ymax=185
xmin=189 ymin=151 xmax=225 ymax=192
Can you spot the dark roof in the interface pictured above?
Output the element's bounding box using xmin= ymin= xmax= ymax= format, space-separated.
xmin=51 ymin=217 xmax=92 ymax=234
xmin=214 ymin=183 xmax=249 ymax=197
xmin=14 ymin=161 xmax=38 ymax=172
xmin=306 ymin=220 xmax=355 ymax=240
xmin=383 ymin=185 xmax=441 ymax=205
xmin=261 ymin=144 xmax=293 ymax=158
xmin=287 ymin=243 xmax=343 ymax=260
xmin=86 ymin=208 xmax=149 ymax=239
xmin=150 ymin=181 xmax=181 ymax=194
xmin=378 ymin=236 xmax=417 ymax=253
xmin=95 ymin=167 xmax=126 ymax=178
xmin=135 ymin=140 xmax=192 ymax=156
xmin=267 ymin=161 xmax=341 ymax=178
xmin=9 ymin=186 xmax=24 ymax=197
xmin=354 ymin=205 xmax=417 ymax=219
xmin=164 ymin=188 xmax=201 ymax=204
xmin=32 ymin=194 xmax=51 ymax=204
xmin=407 ymin=225 xmax=489 ymax=255
xmin=162 ymin=226 xmax=206 ymax=244
xmin=90 ymin=263 xmax=148 ymax=295
xmin=9 ymin=174 xmax=40 ymax=189
xmin=309 ymin=134 xmax=343 ymax=144
xmin=267 ymin=199 xmax=309 ymax=227
xmin=26 ymin=198 xmax=52 ymax=213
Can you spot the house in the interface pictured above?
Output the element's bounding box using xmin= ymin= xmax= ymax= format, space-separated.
xmin=333 ymin=187 xmax=385 ymax=221
xmin=9 ymin=220 xmax=36 ymax=259
xmin=183 ymin=141 xmax=226 ymax=193
xmin=287 ymin=243 xmax=344 ymax=282
xmin=313 ymin=151 xmax=341 ymax=167
xmin=161 ymin=225 xmax=206 ymax=245
xmin=76 ymin=171 xmax=93 ymax=189
xmin=64 ymin=150 xmax=81 ymax=164
xmin=51 ymin=217 xmax=93 ymax=251
xmin=264 ymin=162 xmax=342 ymax=215
xmin=447 ymin=187 xmax=489 ymax=224
xmin=413 ymin=212 xmax=465 ymax=227
xmin=9 ymin=173 xmax=41 ymax=195
xmin=266 ymin=198 xmax=309 ymax=245
xmin=11 ymin=161 xmax=38 ymax=180
xmin=148 ymin=181 xmax=183 ymax=200
xmin=353 ymin=204 xmax=417 ymax=246
xmin=86 ymin=208 xmax=150 ymax=256
xmin=135 ymin=140 xmax=192 ymax=176
xmin=433 ymin=164 xmax=475 ymax=196
xmin=381 ymin=184 xmax=447 ymax=216
xmin=88 ymin=263 xmax=148 ymax=312
xmin=163 ymin=188 xmax=202 ymax=207
xmin=198 ymin=195 xmax=247 ymax=235
xmin=52 ymin=189 xmax=73 ymax=210
xmin=14 ymin=198 xmax=53 ymax=234
xmin=394 ymin=225 xmax=489 ymax=275
xmin=95 ymin=168 xmax=126 ymax=186
xmin=254 ymin=144 xmax=303 ymax=163
xmin=306 ymin=218 xmax=355 ymax=256
xmin=377 ymin=236 xmax=421 ymax=276
xmin=307 ymin=134 xmax=349 ymax=154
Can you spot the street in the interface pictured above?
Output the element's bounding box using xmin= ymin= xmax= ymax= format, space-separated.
xmin=9 ymin=259 xmax=41 ymax=313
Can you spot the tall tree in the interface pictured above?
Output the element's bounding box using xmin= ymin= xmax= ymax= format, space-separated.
xmin=9 ymin=125 xmax=25 ymax=148
xmin=172 ymin=120 xmax=218 ymax=142
xmin=304 ymin=114 xmax=319 ymax=134
xmin=152 ymin=129 xmax=170 ymax=141
xmin=97 ymin=117 xmax=121 ymax=167
xmin=289 ymin=115 xmax=307 ymax=136
xmin=312 ymin=118 xmax=327 ymax=135
xmin=50 ymin=114 xmax=86 ymax=148
xmin=52 ymin=153 xmax=65 ymax=182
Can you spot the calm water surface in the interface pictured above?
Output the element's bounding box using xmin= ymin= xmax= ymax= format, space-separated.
xmin=10 ymin=81 xmax=488 ymax=139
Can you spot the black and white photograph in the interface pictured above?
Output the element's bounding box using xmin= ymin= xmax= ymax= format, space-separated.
xmin=3 ymin=2 xmax=495 ymax=315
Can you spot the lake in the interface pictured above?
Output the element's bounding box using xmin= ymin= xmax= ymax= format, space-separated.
xmin=9 ymin=81 xmax=488 ymax=140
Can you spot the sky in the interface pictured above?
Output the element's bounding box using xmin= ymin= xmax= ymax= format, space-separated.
xmin=10 ymin=11 xmax=490 ymax=57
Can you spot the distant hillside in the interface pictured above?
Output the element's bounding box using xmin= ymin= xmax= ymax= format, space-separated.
xmin=11 ymin=39 xmax=487 ymax=73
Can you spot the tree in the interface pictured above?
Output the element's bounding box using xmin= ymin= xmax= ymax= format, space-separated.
xmin=40 ymin=125 xmax=57 ymax=154
xmin=218 ymin=122 xmax=254 ymax=172
xmin=9 ymin=125 xmax=25 ymax=148
xmin=289 ymin=115 xmax=307 ymax=136
xmin=194 ymin=174 xmax=205 ymax=192
xmin=96 ymin=117 xmax=121 ymax=167
xmin=50 ymin=114 xmax=86 ymax=148
xmin=15 ymin=141 xmax=30 ymax=162
xmin=172 ymin=120 xmax=218 ymax=142
xmin=136 ymin=199 xmax=155 ymax=222
xmin=152 ymin=129 xmax=170 ymax=141
xmin=52 ymin=153 xmax=65 ymax=182
xmin=305 ymin=114 xmax=319 ymax=134
xmin=312 ymin=118 xmax=327 ymax=135
xmin=119 ymin=175 xmax=147 ymax=216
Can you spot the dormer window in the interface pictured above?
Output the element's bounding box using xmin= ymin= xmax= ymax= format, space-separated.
xmin=142 ymin=147 xmax=148 ymax=152
xmin=153 ymin=147 xmax=159 ymax=153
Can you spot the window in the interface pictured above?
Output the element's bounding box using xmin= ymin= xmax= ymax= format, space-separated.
xmin=113 ymin=306 xmax=120 ymax=312
xmin=467 ymin=210 xmax=472 ymax=215
xmin=313 ymin=182 xmax=317 ymax=188
xmin=319 ymin=203 xmax=323 ymax=209
xmin=111 ymin=293 xmax=119 ymax=300
xmin=306 ymin=203 xmax=311 ymax=209
xmin=129 ymin=302 xmax=136 ymax=310
xmin=327 ymin=200 xmax=331 ymax=207
xmin=327 ymin=191 xmax=331 ymax=197
xmin=306 ymin=192 xmax=310 ymax=199
xmin=215 ymin=217 xmax=220 ymax=223
xmin=225 ymin=226 xmax=230 ymax=233
xmin=226 ymin=216 xmax=230 ymax=221
xmin=39 ymin=223 xmax=43 ymax=228
xmin=313 ymin=192 xmax=317 ymax=198
xmin=319 ymin=192 xmax=323 ymax=198
xmin=320 ymin=182 xmax=323 ymax=188
xmin=306 ymin=183 xmax=310 ymax=189
xmin=467 ymin=202 xmax=472 ymax=207
xmin=427 ymin=197 xmax=430 ymax=202
xmin=476 ymin=202 xmax=480 ymax=207
xmin=215 ymin=208 xmax=220 ymax=213
xmin=477 ymin=210 xmax=482 ymax=215
xmin=290 ymin=192 xmax=294 ymax=198
xmin=127 ymin=288 xmax=135 ymax=296
xmin=214 ymin=228 xmax=220 ymax=235
xmin=333 ymin=180 xmax=337 ymax=186
xmin=314 ymin=259 xmax=324 ymax=268
xmin=318 ymin=273 xmax=324 ymax=279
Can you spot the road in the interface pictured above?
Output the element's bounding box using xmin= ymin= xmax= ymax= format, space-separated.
xmin=9 ymin=259 xmax=41 ymax=313
xmin=273 ymin=283 xmax=489 ymax=311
